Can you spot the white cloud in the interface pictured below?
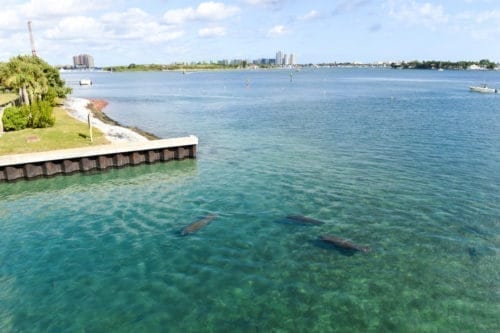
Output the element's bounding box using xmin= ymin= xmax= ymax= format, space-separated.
xmin=101 ymin=8 xmax=150 ymax=24
xmin=463 ymin=0 xmax=495 ymax=3
xmin=0 ymin=32 xmax=29 ymax=59
xmin=22 ymin=0 xmax=112 ymax=18
xmin=389 ymin=1 xmax=448 ymax=28
xmin=386 ymin=1 xmax=500 ymax=42
xmin=116 ymin=22 xmax=184 ymax=43
xmin=198 ymin=26 xmax=226 ymax=38
xmin=245 ymin=0 xmax=284 ymax=6
xmin=457 ymin=10 xmax=500 ymax=24
xmin=0 ymin=9 xmax=22 ymax=31
xmin=98 ymin=8 xmax=185 ymax=43
xmin=245 ymin=0 xmax=290 ymax=12
xmin=299 ymin=10 xmax=321 ymax=21
xmin=163 ymin=1 xmax=239 ymax=25
xmin=196 ymin=2 xmax=239 ymax=20
xmin=146 ymin=30 xmax=185 ymax=43
xmin=42 ymin=10 xmax=186 ymax=46
xmin=333 ymin=0 xmax=372 ymax=15
xmin=454 ymin=9 xmax=500 ymax=40
xmin=44 ymin=16 xmax=104 ymax=40
xmin=163 ymin=7 xmax=196 ymax=25
xmin=0 ymin=2 xmax=190 ymax=64
xmin=267 ymin=25 xmax=287 ymax=37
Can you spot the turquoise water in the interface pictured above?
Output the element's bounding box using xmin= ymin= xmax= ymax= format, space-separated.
xmin=1 ymin=69 xmax=499 ymax=332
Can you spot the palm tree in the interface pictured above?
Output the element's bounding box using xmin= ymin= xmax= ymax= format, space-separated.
xmin=0 ymin=55 xmax=48 ymax=106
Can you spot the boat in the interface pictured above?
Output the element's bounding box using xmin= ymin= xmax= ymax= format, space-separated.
xmin=469 ymin=84 xmax=497 ymax=93
xmin=79 ymin=79 xmax=92 ymax=86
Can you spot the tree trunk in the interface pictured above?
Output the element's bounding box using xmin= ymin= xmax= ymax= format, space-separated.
xmin=21 ymin=85 xmax=30 ymax=105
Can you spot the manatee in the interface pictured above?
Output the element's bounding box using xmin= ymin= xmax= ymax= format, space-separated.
xmin=319 ymin=235 xmax=370 ymax=253
xmin=181 ymin=214 xmax=217 ymax=236
xmin=286 ymin=215 xmax=325 ymax=226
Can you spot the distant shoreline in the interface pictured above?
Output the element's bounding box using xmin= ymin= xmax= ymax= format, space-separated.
xmin=59 ymin=59 xmax=499 ymax=72
xmin=61 ymin=66 xmax=500 ymax=73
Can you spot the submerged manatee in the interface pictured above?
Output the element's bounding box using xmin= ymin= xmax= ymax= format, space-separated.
xmin=181 ymin=214 xmax=217 ymax=236
xmin=286 ymin=215 xmax=325 ymax=226
xmin=319 ymin=235 xmax=370 ymax=253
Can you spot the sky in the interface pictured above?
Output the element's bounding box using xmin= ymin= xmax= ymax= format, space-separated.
xmin=0 ymin=0 xmax=499 ymax=66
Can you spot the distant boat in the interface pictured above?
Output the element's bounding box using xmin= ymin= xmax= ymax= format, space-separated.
xmin=79 ymin=79 xmax=92 ymax=86
xmin=469 ymin=84 xmax=497 ymax=93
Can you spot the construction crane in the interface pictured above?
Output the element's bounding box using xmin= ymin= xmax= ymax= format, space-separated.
xmin=27 ymin=20 xmax=37 ymax=57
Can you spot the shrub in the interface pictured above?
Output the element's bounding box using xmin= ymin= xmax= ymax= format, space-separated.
xmin=29 ymin=100 xmax=55 ymax=128
xmin=2 ymin=101 xmax=55 ymax=131
xmin=2 ymin=105 xmax=29 ymax=131
xmin=44 ymin=87 xmax=58 ymax=106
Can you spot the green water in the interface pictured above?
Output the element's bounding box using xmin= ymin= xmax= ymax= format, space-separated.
xmin=1 ymin=69 xmax=499 ymax=332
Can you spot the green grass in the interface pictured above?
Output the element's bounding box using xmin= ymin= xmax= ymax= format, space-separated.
xmin=0 ymin=93 xmax=19 ymax=106
xmin=0 ymin=106 xmax=109 ymax=155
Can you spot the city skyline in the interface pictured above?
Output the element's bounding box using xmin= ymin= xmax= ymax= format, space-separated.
xmin=1 ymin=1 xmax=499 ymax=66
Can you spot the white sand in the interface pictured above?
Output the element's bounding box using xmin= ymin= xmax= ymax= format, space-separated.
xmin=64 ymin=97 xmax=148 ymax=143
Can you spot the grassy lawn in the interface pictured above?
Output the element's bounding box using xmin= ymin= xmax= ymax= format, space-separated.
xmin=0 ymin=105 xmax=109 ymax=155
xmin=0 ymin=93 xmax=19 ymax=105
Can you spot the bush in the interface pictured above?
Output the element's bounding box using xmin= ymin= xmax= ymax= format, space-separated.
xmin=2 ymin=105 xmax=29 ymax=131
xmin=44 ymin=87 xmax=58 ymax=106
xmin=29 ymin=100 xmax=55 ymax=128
xmin=2 ymin=101 xmax=55 ymax=131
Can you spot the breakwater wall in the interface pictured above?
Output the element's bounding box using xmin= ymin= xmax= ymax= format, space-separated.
xmin=0 ymin=136 xmax=197 ymax=182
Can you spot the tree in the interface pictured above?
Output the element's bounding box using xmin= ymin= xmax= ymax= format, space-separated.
xmin=0 ymin=55 xmax=70 ymax=131
xmin=0 ymin=55 xmax=71 ymax=106
xmin=0 ymin=58 xmax=38 ymax=105
xmin=0 ymin=56 xmax=46 ymax=105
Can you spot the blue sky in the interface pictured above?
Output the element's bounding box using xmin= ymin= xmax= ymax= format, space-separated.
xmin=1 ymin=0 xmax=499 ymax=66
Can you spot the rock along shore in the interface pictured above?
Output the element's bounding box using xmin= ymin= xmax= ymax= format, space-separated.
xmin=63 ymin=97 xmax=149 ymax=143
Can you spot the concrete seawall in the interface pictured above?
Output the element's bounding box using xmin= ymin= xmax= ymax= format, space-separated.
xmin=0 ymin=135 xmax=197 ymax=182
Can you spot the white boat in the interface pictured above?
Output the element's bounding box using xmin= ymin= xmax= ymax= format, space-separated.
xmin=469 ymin=84 xmax=497 ymax=93
xmin=79 ymin=79 xmax=92 ymax=86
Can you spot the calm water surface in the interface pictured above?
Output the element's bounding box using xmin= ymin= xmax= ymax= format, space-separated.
xmin=1 ymin=69 xmax=499 ymax=332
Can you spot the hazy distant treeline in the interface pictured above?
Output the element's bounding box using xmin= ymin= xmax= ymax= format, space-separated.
xmin=103 ymin=63 xmax=244 ymax=72
xmin=390 ymin=59 xmax=497 ymax=70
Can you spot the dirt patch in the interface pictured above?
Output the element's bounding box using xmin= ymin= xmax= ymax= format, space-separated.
xmin=26 ymin=135 xmax=40 ymax=143
xmin=89 ymin=99 xmax=109 ymax=112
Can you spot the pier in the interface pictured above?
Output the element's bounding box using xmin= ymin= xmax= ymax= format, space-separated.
xmin=0 ymin=135 xmax=197 ymax=181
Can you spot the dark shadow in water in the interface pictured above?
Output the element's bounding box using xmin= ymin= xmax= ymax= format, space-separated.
xmin=467 ymin=247 xmax=479 ymax=261
xmin=461 ymin=225 xmax=492 ymax=241
xmin=467 ymin=245 xmax=496 ymax=262
xmin=0 ymin=159 xmax=197 ymax=198
xmin=275 ymin=216 xmax=324 ymax=227
xmin=309 ymin=239 xmax=357 ymax=257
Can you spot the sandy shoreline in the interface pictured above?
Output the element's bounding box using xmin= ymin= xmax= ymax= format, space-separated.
xmin=63 ymin=97 xmax=148 ymax=143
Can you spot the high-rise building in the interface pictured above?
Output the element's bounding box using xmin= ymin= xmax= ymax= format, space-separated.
xmin=289 ymin=53 xmax=295 ymax=66
xmin=73 ymin=54 xmax=94 ymax=69
xmin=276 ymin=51 xmax=282 ymax=67
xmin=283 ymin=54 xmax=288 ymax=66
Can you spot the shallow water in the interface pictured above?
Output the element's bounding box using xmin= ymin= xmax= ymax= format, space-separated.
xmin=1 ymin=68 xmax=499 ymax=332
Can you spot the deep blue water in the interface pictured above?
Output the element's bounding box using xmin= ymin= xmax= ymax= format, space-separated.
xmin=1 ymin=68 xmax=499 ymax=332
